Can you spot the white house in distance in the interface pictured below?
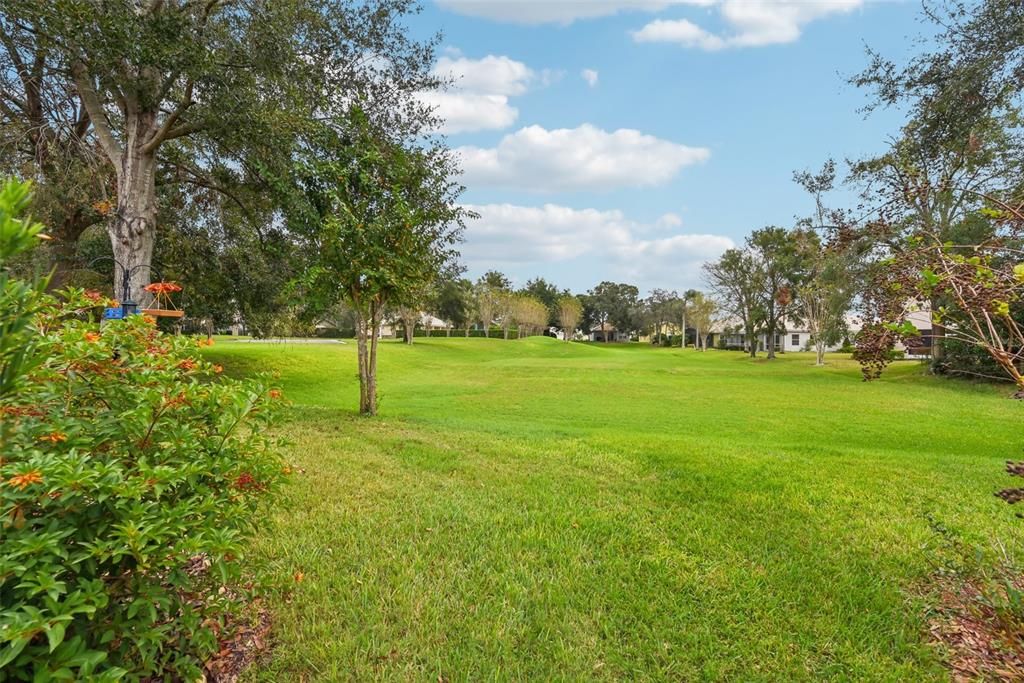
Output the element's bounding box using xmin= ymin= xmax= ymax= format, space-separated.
xmin=707 ymin=307 xmax=934 ymax=356
xmin=587 ymin=324 xmax=631 ymax=342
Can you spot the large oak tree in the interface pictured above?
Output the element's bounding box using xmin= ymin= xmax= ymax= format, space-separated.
xmin=1 ymin=0 xmax=442 ymax=303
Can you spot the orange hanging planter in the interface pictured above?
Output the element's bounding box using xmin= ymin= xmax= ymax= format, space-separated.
xmin=141 ymin=282 xmax=185 ymax=318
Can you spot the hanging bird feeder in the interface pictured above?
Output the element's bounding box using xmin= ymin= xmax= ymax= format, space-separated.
xmin=141 ymin=282 xmax=185 ymax=318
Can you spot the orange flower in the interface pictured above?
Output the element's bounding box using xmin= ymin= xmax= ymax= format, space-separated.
xmin=177 ymin=358 xmax=197 ymax=371
xmin=164 ymin=392 xmax=189 ymax=408
xmin=91 ymin=199 xmax=113 ymax=216
xmin=281 ymin=465 xmax=294 ymax=475
xmin=39 ymin=432 xmax=66 ymax=443
xmin=293 ymin=571 xmax=304 ymax=583
xmin=195 ymin=338 xmax=214 ymax=347
xmin=84 ymin=332 xmax=101 ymax=343
xmin=7 ymin=470 xmax=43 ymax=490
xmin=268 ymin=389 xmax=282 ymax=400
xmin=212 ymin=364 xmax=223 ymax=374
xmin=143 ymin=282 xmax=182 ymax=295
xmin=142 ymin=315 xmax=157 ymax=325
xmin=84 ymin=290 xmax=105 ymax=303
xmin=232 ymin=472 xmax=264 ymax=491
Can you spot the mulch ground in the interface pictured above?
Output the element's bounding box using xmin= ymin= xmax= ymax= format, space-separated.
xmin=928 ymin=574 xmax=1024 ymax=681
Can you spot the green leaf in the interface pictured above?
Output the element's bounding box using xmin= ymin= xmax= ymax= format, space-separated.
xmin=46 ymin=622 xmax=66 ymax=653
xmin=0 ymin=637 xmax=31 ymax=668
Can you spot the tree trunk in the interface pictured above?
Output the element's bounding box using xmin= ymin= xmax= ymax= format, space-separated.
xmin=930 ymin=295 xmax=945 ymax=363
xmin=110 ymin=118 xmax=160 ymax=308
xmin=356 ymin=308 xmax=378 ymax=416
xmin=367 ymin=308 xmax=379 ymax=415
xmin=601 ymin=321 xmax=606 ymax=343
xmin=464 ymin=326 xmax=470 ymax=338
xmin=446 ymin=324 xmax=451 ymax=337
xmin=815 ymin=341 xmax=826 ymax=366
xmin=503 ymin=324 xmax=509 ymax=340
xmin=766 ymin=323 xmax=776 ymax=360
xmin=356 ymin=314 xmax=369 ymax=413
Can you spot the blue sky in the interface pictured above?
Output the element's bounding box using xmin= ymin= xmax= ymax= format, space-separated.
xmin=408 ymin=0 xmax=922 ymax=294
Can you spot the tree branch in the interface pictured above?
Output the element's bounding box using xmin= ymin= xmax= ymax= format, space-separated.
xmin=71 ymin=62 xmax=122 ymax=167
xmin=142 ymin=81 xmax=198 ymax=154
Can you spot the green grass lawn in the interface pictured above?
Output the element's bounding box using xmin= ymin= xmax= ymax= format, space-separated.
xmin=205 ymin=337 xmax=1024 ymax=681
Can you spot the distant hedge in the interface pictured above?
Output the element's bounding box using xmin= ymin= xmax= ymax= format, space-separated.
xmin=315 ymin=327 xmax=356 ymax=339
xmin=412 ymin=328 xmax=518 ymax=339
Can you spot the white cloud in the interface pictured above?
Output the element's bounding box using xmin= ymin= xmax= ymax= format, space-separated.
xmin=420 ymin=91 xmax=520 ymax=134
xmin=581 ymin=68 xmax=600 ymax=87
xmin=434 ymin=54 xmax=533 ymax=96
xmin=435 ymin=0 xmax=713 ymax=26
xmin=632 ymin=0 xmax=863 ymax=50
xmin=423 ymin=54 xmax=534 ymax=134
xmin=656 ymin=212 xmax=683 ymax=228
xmin=632 ymin=18 xmax=726 ymax=50
xmin=458 ymin=124 xmax=710 ymax=192
xmin=461 ymin=202 xmax=733 ymax=290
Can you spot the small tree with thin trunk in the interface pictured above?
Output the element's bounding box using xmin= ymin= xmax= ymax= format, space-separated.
xmin=474 ymin=276 xmax=507 ymax=338
xmin=557 ymin=295 xmax=582 ymax=341
xmin=396 ymin=305 xmax=419 ymax=344
xmin=686 ymin=292 xmax=717 ymax=351
xmin=792 ymin=161 xmax=860 ymax=366
xmin=704 ymin=250 xmax=763 ymax=357
xmin=301 ymin=110 xmax=467 ymax=415
xmin=498 ymin=291 xmax=516 ymax=340
xmin=512 ymin=295 xmax=547 ymax=337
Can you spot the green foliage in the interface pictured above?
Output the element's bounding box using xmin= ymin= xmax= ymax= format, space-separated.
xmin=583 ymin=282 xmax=640 ymax=337
xmin=0 ymin=180 xmax=49 ymax=396
xmin=431 ymin=278 xmax=474 ymax=330
xmin=0 ymin=181 xmax=284 ymax=680
xmin=297 ymin=107 xmax=468 ymax=414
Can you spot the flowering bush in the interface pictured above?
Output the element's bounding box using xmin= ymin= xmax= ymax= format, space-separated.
xmin=0 ymin=180 xmax=284 ymax=680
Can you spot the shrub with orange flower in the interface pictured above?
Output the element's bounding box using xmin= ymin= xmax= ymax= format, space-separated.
xmin=1 ymin=281 xmax=283 ymax=680
xmin=7 ymin=470 xmax=43 ymax=490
